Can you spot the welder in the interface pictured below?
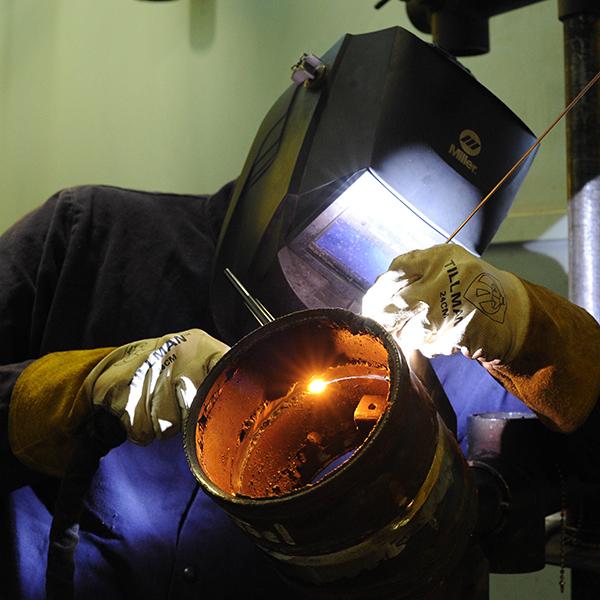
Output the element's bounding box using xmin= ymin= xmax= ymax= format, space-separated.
xmin=1 ymin=26 xmax=600 ymax=600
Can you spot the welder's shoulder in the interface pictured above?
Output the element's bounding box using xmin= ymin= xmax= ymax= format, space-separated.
xmin=56 ymin=181 xmax=236 ymax=240
xmin=12 ymin=184 xmax=219 ymax=250
xmin=0 ymin=185 xmax=208 ymax=244
xmin=57 ymin=184 xmax=211 ymax=221
xmin=1 ymin=182 xmax=233 ymax=260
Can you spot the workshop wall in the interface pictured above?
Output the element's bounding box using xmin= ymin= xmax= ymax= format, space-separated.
xmin=0 ymin=2 xmax=571 ymax=596
xmin=1 ymin=0 xmax=565 ymax=244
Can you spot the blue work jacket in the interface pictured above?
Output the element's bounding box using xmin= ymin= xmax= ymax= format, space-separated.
xmin=0 ymin=183 xmax=526 ymax=600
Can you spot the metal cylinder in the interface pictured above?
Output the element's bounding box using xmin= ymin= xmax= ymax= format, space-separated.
xmin=184 ymin=308 xmax=476 ymax=598
xmin=403 ymin=0 xmax=546 ymax=56
xmin=559 ymin=6 xmax=600 ymax=599
xmin=467 ymin=412 xmax=555 ymax=574
xmin=561 ymin=7 xmax=600 ymax=321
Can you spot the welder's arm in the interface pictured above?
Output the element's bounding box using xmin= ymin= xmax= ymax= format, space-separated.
xmin=8 ymin=330 xmax=229 ymax=477
xmin=362 ymin=244 xmax=600 ymax=433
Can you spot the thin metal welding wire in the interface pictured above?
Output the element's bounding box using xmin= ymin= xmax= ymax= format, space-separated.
xmin=224 ymin=267 xmax=275 ymax=326
xmin=446 ymin=69 xmax=600 ymax=244
xmin=255 ymin=297 xmax=275 ymax=322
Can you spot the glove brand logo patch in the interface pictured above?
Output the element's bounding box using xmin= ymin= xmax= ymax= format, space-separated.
xmin=448 ymin=129 xmax=481 ymax=174
xmin=465 ymin=272 xmax=507 ymax=323
xmin=459 ymin=129 xmax=482 ymax=157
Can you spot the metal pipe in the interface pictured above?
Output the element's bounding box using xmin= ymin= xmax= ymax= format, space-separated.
xmin=184 ymin=308 xmax=477 ymax=598
xmin=393 ymin=0 xmax=546 ymax=56
xmin=560 ymin=2 xmax=600 ymax=322
xmin=559 ymin=5 xmax=600 ymax=599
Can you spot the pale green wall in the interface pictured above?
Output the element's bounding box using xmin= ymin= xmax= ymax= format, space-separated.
xmin=0 ymin=1 xmax=572 ymax=597
xmin=1 ymin=0 xmax=565 ymax=242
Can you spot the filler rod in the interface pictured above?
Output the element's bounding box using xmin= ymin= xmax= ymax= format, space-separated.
xmin=224 ymin=268 xmax=275 ymax=326
xmin=446 ymin=69 xmax=600 ymax=244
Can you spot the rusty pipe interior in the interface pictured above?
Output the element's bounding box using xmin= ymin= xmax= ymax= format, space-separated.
xmin=193 ymin=313 xmax=392 ymax=499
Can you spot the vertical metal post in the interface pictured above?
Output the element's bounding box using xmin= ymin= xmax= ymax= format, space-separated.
xmin=559 ymin=4 xmax=600 ymax=600
xmin=560 ymin=1 xmax=600 ymax=322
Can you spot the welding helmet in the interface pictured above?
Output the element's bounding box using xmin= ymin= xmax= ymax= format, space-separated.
xmin=210 ymin=26 xmax=536 ymax=342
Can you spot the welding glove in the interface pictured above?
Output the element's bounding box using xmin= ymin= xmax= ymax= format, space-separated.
xmin=362 ymin=244 xmax=600 ymax=433
xmin=9 ymin=329 xmax=229 ymax=477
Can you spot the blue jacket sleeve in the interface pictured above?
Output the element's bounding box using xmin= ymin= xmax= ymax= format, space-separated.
xmin=430 ymin=353 xmax=532 ymax=454
xmin=0 ymin=193 xmax=70 ymax=491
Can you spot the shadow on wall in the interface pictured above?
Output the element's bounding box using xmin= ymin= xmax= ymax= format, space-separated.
xmin=190 ymin=0 xmax=216 ymax=51
xmin=483 ymin=239 xmax=568 ymax=298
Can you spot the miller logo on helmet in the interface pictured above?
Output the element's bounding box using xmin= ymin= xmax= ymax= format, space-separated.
xmin=459 ymin=129 xmax=482 ymax=157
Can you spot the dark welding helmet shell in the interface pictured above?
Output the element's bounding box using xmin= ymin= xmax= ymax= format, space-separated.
xmin=210 ymin=26 xmax=536 ymax=343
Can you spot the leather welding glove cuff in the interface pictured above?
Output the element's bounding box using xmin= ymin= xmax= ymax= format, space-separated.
xmin=9 ymin=347 xmax=116 ymax=477
xmin=362 ymin=244 xmax=600 ymax=433
xmin=486 ymin=280 xmax=600 ymax=433
xmin=9 ymin=330 xmax=229 ymax=477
